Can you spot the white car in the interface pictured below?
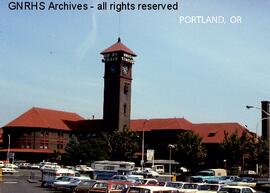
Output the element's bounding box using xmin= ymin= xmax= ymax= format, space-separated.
xmin=127 ymin=186 xmax=179 ymax=193
xmin=54 ymin=177 xmax=93 ymax=192
xmin=75 ymin=165 xmax=93 ymax=172
xmin=196 ymin=184 xmax=224 ymax=193
xmin=179 ymin=183 xmax=202 ymax=193
xmin=0 ymin=161 xmax=4 ymax=168
xmin=4 ymin=163 xmax=18 ymax=169
xmin=144 ymin=168 xmax=160 ymax=177
xmin=1 ymin=167 xmax=19 ymax=175
xmin=217 ymin=186 xmax=256 ymax=193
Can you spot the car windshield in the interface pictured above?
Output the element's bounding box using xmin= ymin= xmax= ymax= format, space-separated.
xmin=56 ymin=176 xmax=71 ymax=181
xmin=166 ymin=182 xmax=183 ymax=188
xmin=128 ymin=187 xmax=151 ymax=193
xmin=198 ymin=185 xmax=219 ymax=191
xmin=219 ymin=176 xmax=230 ymax=180
xmin=219 ymin=188 xmax=241 ymax=193
xmin=182 ymin=184 xmax=198 ymax=189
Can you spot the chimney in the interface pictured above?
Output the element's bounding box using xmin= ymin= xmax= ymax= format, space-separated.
xmin=261 ymin=101 xmax=270 ymax=140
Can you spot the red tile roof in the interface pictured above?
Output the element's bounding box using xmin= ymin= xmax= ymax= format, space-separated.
xmin=130 ymin=118 xmax=253 ymax=144
xmin=101 ymin=38 xmax=137 ymax=56
xmin=130 ymin=118 xmax=193 ymax=132
xmin=191 ymin=122 xmax=252 ymax=143
xmin=3 ymin=107 xmax=84 ymax=131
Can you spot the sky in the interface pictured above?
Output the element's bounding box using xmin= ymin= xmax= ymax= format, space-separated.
xmin=0 ymin=0 xmax=270 ymax=135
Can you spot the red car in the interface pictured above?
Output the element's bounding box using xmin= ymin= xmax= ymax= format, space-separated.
xmin=73 ymin=180 xmax=134 ymax=193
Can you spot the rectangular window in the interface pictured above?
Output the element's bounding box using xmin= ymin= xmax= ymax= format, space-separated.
xmin=123 ymin=104 xmax=127 ymax=115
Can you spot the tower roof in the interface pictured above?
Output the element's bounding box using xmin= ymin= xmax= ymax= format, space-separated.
xmin=101 ymin=38 xmax=137 ymax=56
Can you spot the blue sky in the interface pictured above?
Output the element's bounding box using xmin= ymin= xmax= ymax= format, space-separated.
xmin=0 ymin=0 xmax=269 ymax=135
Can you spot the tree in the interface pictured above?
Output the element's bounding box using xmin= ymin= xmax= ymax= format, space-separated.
xmin=63 ymin=130 xmax=139 ymax=165
xmin=63 ymin=135 xmax=81 ymax=165
xmin=108 ymin=129 xmax=139 ymax=161
xmin=175 ymin=131 xmax=207 ymax=173
xmin=219 ymin=131 xmax=249 ymax=172
xmin=79 ymin=137 xmax=109 ymax=164
xmin=245 ymin=136 xmax=268 ymax=175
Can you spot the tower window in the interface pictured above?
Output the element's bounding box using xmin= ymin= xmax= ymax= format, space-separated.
xmin=124 ymin=84 xmax=129 ymax=95
xmin=124 ymin=104 xmax=127 ymax=115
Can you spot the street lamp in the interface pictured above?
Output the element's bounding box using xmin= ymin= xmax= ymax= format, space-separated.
xmin=141 ymin=120 xmax=147 ymax=171
xmin=246 ymin=105 xmax=270 ymax=116
xmin=7 ymin=134 xmax=10 ymax=162
xmin=246 ymin=105 xmax=270 ymax=179
xmin=168 ymin=144 xmax=175 ymax=175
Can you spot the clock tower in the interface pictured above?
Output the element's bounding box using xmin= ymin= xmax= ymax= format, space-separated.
xmin=101 ymin=38 xmax=136 ymax=131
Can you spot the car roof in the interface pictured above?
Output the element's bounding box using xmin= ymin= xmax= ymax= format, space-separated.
xmin=221 ymin=186 xmax=253 ymax=189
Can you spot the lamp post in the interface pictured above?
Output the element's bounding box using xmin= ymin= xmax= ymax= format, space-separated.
xmin=246 ymin=105 xmax=270 ymax=179
xmin=141 ymin=120 xmax=147 ymax=171
xmin=7 ymin=134 xmax=10 ymax=162
xmin=168 ymin=144 xmax=175 ymax=175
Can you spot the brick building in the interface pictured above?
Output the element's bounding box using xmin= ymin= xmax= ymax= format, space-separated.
xmin=0 ymin=38 xmax=254 ymax=163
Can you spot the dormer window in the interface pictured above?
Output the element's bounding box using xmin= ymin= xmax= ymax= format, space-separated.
xmin=208 ymin=132 xmax=216 ymax=137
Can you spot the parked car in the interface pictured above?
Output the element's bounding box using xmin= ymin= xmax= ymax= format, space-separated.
xmin=53 ymin=176 xmax=91 ymax=192
xmin=30 ymin=163 xmax=40 ymax=170
xmin=126 ymin=186 xmax=179 ymax=193
xmin=87 ymin=180 xmax=134 ymax=193
xmin=75 ymin=165 xmax=93 ymax=172
xmin=196 ymin=184 xmax=224 ymax=193
xmin=72 ymin=180 xmax=97 ymax=193
xmin=4 ymin=163 xmax=18 ymax=169
xmin=179 ymin=183 xmax=201 ymax=193
xmin=1 ymin=167 xmax=19 ymax=175
xmin=112 ymin=174 xmax=143 ymax=183
xmin=19 ymin=162 xmax=31 ymax=169
xmin=217 ymin=186 xmax=256 ymax=193
xmin=136 ymin=178 xmax=159 ymax=185
xmin=0 ymin=161 xmax=5 ymax=168
xmin=226 ymin=177 xmax=256 ymax=188
xmin=217 ymin=176 xmax=240 ymax=184
xmin=163 ymin=181 xmax=184 ymax=189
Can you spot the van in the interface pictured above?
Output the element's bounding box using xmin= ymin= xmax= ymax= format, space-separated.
xmin=152 ymin=165 xmax=165 ymax=174
xmin=41 ymin=168 xmax=75 ymax=187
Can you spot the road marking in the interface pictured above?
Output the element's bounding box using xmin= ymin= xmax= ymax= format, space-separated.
xmin=4 ymin=181 xmax=18 ymax=184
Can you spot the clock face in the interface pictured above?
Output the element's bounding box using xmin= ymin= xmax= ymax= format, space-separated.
xmin=122 ymin=65 xmax=129 ymax=75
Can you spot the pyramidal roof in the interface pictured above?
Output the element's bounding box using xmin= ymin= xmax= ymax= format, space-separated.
xmin=101 ymin=38 xmax=137 ymax=56
xmin=4 ymin=107 xmax=84 ymax=131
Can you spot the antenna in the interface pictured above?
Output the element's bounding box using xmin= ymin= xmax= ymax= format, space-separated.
xmin=118 ymin=12 xmax=121 ymax=38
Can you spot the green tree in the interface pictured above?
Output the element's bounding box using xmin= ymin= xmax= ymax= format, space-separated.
xmin=108 ymin=129 xmax=139 ymax=161
xmin=220 ymin=131 xmax=249 ymax=172
xmin=64 ymin=135 xmax=81 ymax=165
xmin=79 ymin=137 xmax=109 ymax=164
xmin=245 ymin=136 xmax=268 ymax=175
xmin=175 ymin=131 xmax=207 ymax=173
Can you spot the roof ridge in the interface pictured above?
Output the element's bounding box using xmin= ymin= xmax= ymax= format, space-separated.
xmin=32 ymin=108 xmax=50 ymax=128
xmin=175 ymin=117 xmax=192 ymax=129
xmin=32 ymin=106 xmax=79 ymax=115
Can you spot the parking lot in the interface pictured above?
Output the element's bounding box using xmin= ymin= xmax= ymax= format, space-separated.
xmin=0 ymin=169 xmax=59 ymax=193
